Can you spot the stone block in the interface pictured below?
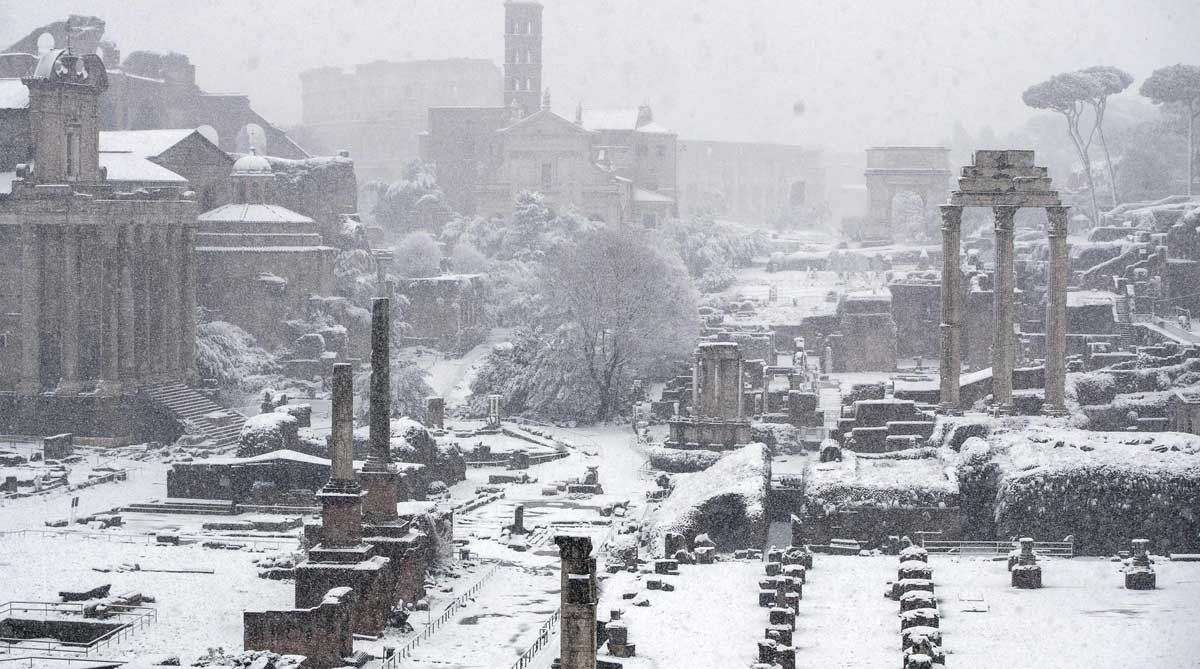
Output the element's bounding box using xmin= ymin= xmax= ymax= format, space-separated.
xmin=899 ymin=590 xmax=936 ymax=612
xmin=1125 ymin=569 xmax=1155 ymax=590
xmin=653 ymin=559 xmax=679 ymax=575
xmin=782 ymin=564 xmax=806 ymax=583
xmin=768 ymin=606 xmax=795 ymax=628
xmin=774 ymin=644 xmax=796 ymax=669
xmin=765 ymin=561 xmax=782 ymax=576
xmin=695 ymin=546 xmax=715 ymax=564
xmin=766 ymin=624 xmax=793 ymax=646
xmin=758 ymin=589 xmax=775 ymax=607
xmin=902 ymin=625 xmax=942 ymax=650
xmin=899 ymin=607 xmax=939 ymax=630
xmin=757 ymin=639 xmax=777 ymax=664
xmin=1011 ymin=564 xmax=1042 ymax=589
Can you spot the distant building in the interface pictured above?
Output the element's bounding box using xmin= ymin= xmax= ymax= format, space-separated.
xmin=503 ymin=1 xmax=544 ymax=119
xmin=298 ymin=58 xmax=502 ymax=184
xmin=1 ymin=16 xmax=308 ymax=160
xmin=579 ymin=105 xmax=677 ymax=225
xmin=395 ymin=274 xmax=487 ymax=353
xmin=677 ymin=140 xmax=825 ymax=226
xmin=195 ymin=152 xmax=337 ymax=348
xmin=474 ymin=106 xmax=631 ymax=223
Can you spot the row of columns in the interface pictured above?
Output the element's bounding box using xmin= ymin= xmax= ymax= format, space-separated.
xmin=938 ymin=205 xmax=1069 ymax=414
xmin=17 ymin=221 xmax=197 ymax=396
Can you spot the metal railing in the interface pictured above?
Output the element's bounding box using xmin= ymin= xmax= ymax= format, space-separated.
xmin=0 ymin=601 xmax=157 ymax=657
xmin=0 ymin=528 xmax=298 ymax=551
xmin=509 ymin=608 xmax=561 ymax=669
xmin=381 ymin=563 xmax=502 ymax=668
xmin=919 ymin=539 xmax=1074 ymax=558
xmin=0 ymin=658 xmax=126 ymax=667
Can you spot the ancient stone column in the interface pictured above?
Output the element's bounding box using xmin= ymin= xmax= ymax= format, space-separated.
xmin=97 ymin=227 xmax=122 ymax=396
xmin=118 ymin=226 xmax=138 ymax=387
xmin=319 ymin=363 xmax=364 ymax=547
xmin=17 ymin=223 xmax=42 ymax=395
xmin=179 ymin=224 xmax=198 ymax=383
xmin=938 ymin=205 xmax=963 ymax=413
xmin=554 ymin=535 xmax=597 ymax=669
xmin=1043 ymin=206 xmax=1070 ymax=415
xmin=161 ymin=225 xmax=183 ymax=379
xmin=426 ymin=396 xmax=445 ymax=430
xmin=691 ymin=351 xmax=701 ymax=414
xmin=991 ymin=206 xmax=1017 ymax=411
xmin=362 ymin=297 xmax=398 ymax=523
xmin=58 ymin=225 xmax=83 ymax=394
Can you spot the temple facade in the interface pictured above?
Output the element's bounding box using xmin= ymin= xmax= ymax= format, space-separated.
xmin=0 ymin=49 xmax=197 ymax=441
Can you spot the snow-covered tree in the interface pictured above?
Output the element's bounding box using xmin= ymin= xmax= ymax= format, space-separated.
xmin=1079 ymin=66 xmax=1134 ymax=206
xmin=393 ymin=231 xmax=443 ymax=278
xmin=365 ymin=160 xmax=453 ymax=238
xmin=1023 ymin=71 xmax=1105 ymax=223
xmin=1140 ymin=64 xmax=1200 ymax=197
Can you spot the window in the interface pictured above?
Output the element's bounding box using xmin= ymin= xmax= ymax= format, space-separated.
xmin=541 ymin=161 xmax=553 ymax=190
xmin=66 ymin=131 xmax=79 ymax=180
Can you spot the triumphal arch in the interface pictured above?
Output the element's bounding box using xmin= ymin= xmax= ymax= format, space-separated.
xmin=863 ymin=146 xmax=952 ymax=242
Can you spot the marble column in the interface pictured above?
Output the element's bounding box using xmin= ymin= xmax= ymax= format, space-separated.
xmin=362 ymin=297 xmax=399 ymax=523
xmin=1043 ymin=206 xmax=1071 ymax=415
xmin=179 ymin=225 xmax=198 ymax=383
xmin=161 ymin=225 xmax=182 ymax=379
xmin=17 ymin=223 xmax=42 ymax=395
xmin=118 ymin=225 xmax=138 ymax=387
xmin=58 ymin=225 xmax=83 ymax=395
xmin=97 ymin=226 xmax=122 ymax=396
xmin=691 ymin=352 xmax=700 ymax=415
xmin=991 ymin=206 xmax=1017 ymax=411
xmin=938 ymin=205 xmax=963 ymax=413
xmin=318 ymin=362 xmax=364 ymax=548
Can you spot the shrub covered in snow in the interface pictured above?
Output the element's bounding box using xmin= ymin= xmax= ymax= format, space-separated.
xmin=989 ymin=429 xmax=1200 ymax=554
xmin=645 ymin=443 xmax=770 ymax=551
xmin=195 ymin=321 xmax=280 ymax=391
xmin=236 ymin=413 xmax=299 ymax=458
xmin=647 ymin=446 xmax=723 ymax=473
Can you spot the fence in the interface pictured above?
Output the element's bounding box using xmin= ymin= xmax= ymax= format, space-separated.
xmin=0 ymin=528 xmax=298 ymax=551
xmin=381 ymin=563 xmax=502 ymax=668
xmin=0 ymin=600 xmax=157 ymax=658
xmin=920 ymin=539 xmax=1074 ymax=558
xmin=509 ymin=609 xmax=561 ymax=669
xmin=0 ymin=658 xmax=126 ymax=667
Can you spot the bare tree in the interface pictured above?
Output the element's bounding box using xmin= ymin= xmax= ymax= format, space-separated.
xmin=1140 ymin=64 xmax=1200 ymax=197
xmin=1023 ymin=72 xmax=1103 ymax=223
xmin=1079 ymin=66 xmax=1134 ymax=206
xmin=544 ymin=224 xmax=698 ymax=421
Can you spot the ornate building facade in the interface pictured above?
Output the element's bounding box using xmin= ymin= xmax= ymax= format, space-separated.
xmin=0 ymin=48 xmax=197 ymax=441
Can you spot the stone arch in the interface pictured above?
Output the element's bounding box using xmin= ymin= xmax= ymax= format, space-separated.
xmin=862 ymin=146 xmax=951 ymax=243
xmin=36 ymin=32 xmax=55 ymax=54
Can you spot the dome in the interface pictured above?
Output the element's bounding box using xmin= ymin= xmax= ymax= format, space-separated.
xmin=231 ymin=148 xmax=273 ymax=176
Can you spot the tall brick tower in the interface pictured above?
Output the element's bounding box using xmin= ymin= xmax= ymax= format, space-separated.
xmin=503 ymin=1 xmax=543 ymax=118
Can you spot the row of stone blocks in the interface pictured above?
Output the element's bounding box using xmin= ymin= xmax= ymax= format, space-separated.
xmin=753 ymin=544 xmax=813 ymax=669
xmin=888 ymin=543 xmax=945 ymax=669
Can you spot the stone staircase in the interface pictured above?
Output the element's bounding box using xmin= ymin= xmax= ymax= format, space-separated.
xmin=142 ymin=383 xmax=246 ymax=448
xmin=122 ymin=497 xmax=237 ymax=515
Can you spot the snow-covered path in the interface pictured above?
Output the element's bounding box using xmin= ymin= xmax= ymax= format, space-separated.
xmin=417 ymin=327 xmax=513 ymax=411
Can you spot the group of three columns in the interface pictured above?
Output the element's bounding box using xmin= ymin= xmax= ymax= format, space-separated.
xmin=938 ymin=205 xmax=1069 ymax=415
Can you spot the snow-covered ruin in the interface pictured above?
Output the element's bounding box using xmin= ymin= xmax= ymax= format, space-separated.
xmin=2 ymin=3 xmax=1200 ymax=669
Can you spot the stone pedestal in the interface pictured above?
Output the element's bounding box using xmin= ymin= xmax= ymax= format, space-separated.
xmin=555 ymin=535 xmax=597 ymax=669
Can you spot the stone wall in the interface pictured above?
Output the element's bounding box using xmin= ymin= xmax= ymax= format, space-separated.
xmin=244 ymin=587 xmax=355 ymax=669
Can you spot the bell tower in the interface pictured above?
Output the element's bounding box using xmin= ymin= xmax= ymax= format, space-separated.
xmin=503 ymin=1 xmax=543 ymax=119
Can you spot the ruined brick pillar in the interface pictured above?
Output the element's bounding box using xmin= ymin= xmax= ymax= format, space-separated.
xmin=1043 ymin=206 xmax=1070 ymax=415
xmin=937 ymin=205 xmax=963 ymax=413
xmin=319 ymin=363 xmax=364 ymax=547
xmin=555 ymin=534 xmax=597 ymax=669
xmin=362 ymin=298 xmax=398 ymax=523
xmin=991 ymin=206 xmax=1017 ymax=412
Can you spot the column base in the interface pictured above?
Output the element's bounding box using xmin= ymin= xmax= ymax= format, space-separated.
xmin=55 ymin=380 xmax=84 ymax=396
xmin=95 ymin=379 xmax=123 ymax=397
xmin=1042 ymin=405 xmax=1069 ymax=417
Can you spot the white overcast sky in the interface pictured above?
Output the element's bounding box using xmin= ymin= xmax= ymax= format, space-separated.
xmin=3 ymin=0 xmax=1198 ymax=152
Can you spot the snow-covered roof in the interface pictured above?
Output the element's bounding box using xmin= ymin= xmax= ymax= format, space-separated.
xmin=98 ymin=152 xmax=188 ymax=184
xmin=198 ymin=203 xmax=314 ymax=224
xmin=98 ymin=129 xmax=197 ymax=157
xmin=0 ymin=171 xmax=15 ymax=195
xmin=580 ymin=108 xmax=640 ymax=131
xmin=1067 ymin=290 xmax=1116 ymax=307
xmin=580 ymin=107 xmax=674 ymax=135
xmin=0 ymin=78 xmax=29 ymax=109
xmin=633 ymin=188 xmax=674 ymax=203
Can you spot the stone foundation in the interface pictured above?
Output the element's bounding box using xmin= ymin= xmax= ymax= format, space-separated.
xmin=244 ymin=587 xmax=355 ymax=669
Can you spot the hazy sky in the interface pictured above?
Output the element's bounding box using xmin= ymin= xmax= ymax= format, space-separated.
xmin=4 ymin=0 xmax=1198 ymax=153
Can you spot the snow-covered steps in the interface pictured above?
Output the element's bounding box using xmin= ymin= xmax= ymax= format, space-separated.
xmin=142 ymin=383 xmax=247 ymax=448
